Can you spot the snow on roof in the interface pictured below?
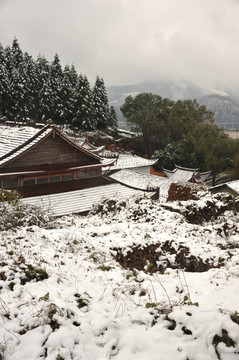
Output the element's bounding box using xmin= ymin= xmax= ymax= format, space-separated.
xmin=110 ymin=169 xmax=171 ymax=202
xmin=163 ymin=165 xmax=211 ymax=183
xmin=0 ymin=125 xmax=39 ymax=158
xmin=0 ymin=124 xmax=104 ymax=169
xmin=226 ymin=180 xmax=239 ymax=194
xmin=21 ymin=183 xmax=148 ymax=216
xmin=0 ymin=125 xmax=52 ymax=167
xmin=197 ymin=171 xmax=211 ymax=182
xmin=108 ymin=153 xmax=156 ymax=170
xmin=164 ymin=166 xmax=197 ymax=182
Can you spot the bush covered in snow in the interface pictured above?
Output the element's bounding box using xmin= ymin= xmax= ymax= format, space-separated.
xmin=0 ymin=189 xmax=55 ymax=230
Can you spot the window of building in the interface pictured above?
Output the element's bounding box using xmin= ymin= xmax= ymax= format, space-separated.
xmin=36 ymin=177 xmax=49 ymax=184
xmin=89 ymin=168 xmax=100 ymax=177
xmin=49 ymin=176 xmax=61 ymax=183
xmin=76 ymin=170 xmax=87 ymax=179
xmin=23 ymin=178 xmax=36 ymax=186
xmin=62 ymin=174 xmax=72 ymax=181
xmin=3 ymin=177 xmax=19 ymax=188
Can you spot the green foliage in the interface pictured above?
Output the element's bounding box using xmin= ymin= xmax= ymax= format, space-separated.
xmin=121 ymin=93 xmax=164 ymax=157
xmin=56 ymin=355 xmax=64 ymax=360
xmin=176 ymin=123 xmax=237 ymax=185
xmin=97 ymin=264 xmax=111 ymax=271
xmin=74 ymin=293 xmax=89 ymax=308
xmin=151 ymin=109 xmax=238 ymax=184
xmin=182 ymin=295 xmax=199 ymax=307
xmin=39 ymin=292 xmax=50 ymax=302
xmin=0 ymin=189 xmax=20 ymax=204
xmin=153 ymin=143 xmax=180 ymax=170
xmin=121 ymin=93 xmax=214 ymax=158
xmin=145 ymin=302 xmax=157 ymax=308
xmin=230 ymin=311 xmax=239 ymax=325
xmin=21 ymin=264 xmax=48 ymax=284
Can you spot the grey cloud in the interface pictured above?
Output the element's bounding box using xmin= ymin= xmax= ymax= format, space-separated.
xmin=0 ymin=0 xmax=238 ymax=89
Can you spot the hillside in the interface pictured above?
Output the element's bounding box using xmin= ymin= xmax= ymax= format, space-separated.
xmin=107 ymin=80 xmax=239 ymax=130
xmin=0 ymin=189 xmax=239 ymax=359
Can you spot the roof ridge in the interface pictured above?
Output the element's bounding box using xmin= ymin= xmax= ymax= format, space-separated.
xmin=175 ymin=164 xmax=199 ymax=172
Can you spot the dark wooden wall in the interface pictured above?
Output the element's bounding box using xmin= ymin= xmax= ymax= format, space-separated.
xmin=17 ymin=176 xmax=116 ymax=198
xmin=2 ymin=134 xmax=99 ymax=171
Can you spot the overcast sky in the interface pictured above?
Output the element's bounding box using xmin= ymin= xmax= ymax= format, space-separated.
xmin=0 ymin=0 xmax=238 ymax=90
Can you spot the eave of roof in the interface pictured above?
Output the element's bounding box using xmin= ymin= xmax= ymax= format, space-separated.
xmin=0 ymin=160 xmax=116 ymax=179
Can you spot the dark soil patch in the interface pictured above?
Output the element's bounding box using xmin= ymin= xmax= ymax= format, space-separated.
xmin=167 ymin=183 xmax=199 ymax=202
xmin=112 ymin=240 xmax=224 ymax=273
xmin=164 ymin=193 xmax=239 ymax=225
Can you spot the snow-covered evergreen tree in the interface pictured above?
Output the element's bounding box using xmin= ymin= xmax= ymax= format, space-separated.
xmin=8 ymin=39 xmax=26 ymax=121
xmin=0 ymin=44 xmax=11 ymax=118
xmin=0 ymin=39 xmax=117 ymax=129
xmin=36 ymin=55 xmax=53 ymax=122
xmin=58 ymin=65 xmax=74 ymax=125
xmin=72 ymin=74 xmax=95 ymax=130
xmin=49 ymin=54 xmax=64 ymax=124
xmin=108 ymin=105 xmax=118 ymax=128
xmin=92 ymin=75 xmax=111 ymax=129
xmin=23 ymin=52 xmax=39 ymax=121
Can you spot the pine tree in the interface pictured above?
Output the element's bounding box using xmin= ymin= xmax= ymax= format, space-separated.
xmin=8 ymin=39 xmax=26 ymax=122
xmin=49 ymin=53 xmax=64 ymax=124
xmin=0 ymin=39 xmax=116 ymax=130
xmin=58 ymin=65 xmax=74 ymax=125
xmin=72 ymin=74 xmax=95 ymax=130
xmin=11 ymin=38 xmax=24 ymax=69
xmin=0 ymin=44 xmax=11 ymax=118
xmin=23 ymin=52 xmax=39 ymax=122
xmin=68 ymin=64 xmax=78 ymax=88
xmin=36 ymin=55 xmax=52 ymax=122
xmin=108 ymin=105 xmax=117 ymax=128
xmin=10 ymin=64 xmax=27 ymax=121
xmin=92 ymin=75 xmax=111 ymax=129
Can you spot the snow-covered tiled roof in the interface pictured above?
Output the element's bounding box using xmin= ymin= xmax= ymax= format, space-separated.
xmin=0 ymin=125 xmax=53 ymax=167
xmin=0 ymin=125 xmax=39 ymax=158
xmin=163 ymin=165 xmax=203 ymax=182
xmin=164 ymin=167 xmax=196 ymax=182
xmin=109 ymin=169 xmax=171 ymax=202
xmin=226 ymin=180 xmax=239 ymax=194
xmin=107 ymin=153 xmax=156 ymax=171
xmin=0 ymin=124 xmax=105 ymax=169
xmin=195 ymin=171 xmax=211 ymax=182
xmin=164 ymin=165 xmax=211 ymax=183
xmin=21 ymin=183 xmax=148 ymax=216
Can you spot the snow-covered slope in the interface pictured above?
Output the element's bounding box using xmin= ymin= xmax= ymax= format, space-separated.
xmin=0 ymin=192 xmax=239 ymax=359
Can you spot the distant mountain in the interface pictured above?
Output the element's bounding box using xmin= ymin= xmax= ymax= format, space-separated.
xmin=107 ymin=80 xmax=239 ymax=130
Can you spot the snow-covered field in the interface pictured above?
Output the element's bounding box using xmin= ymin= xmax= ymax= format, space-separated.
xmin=1 ymin=192 xmax=239 ymax=360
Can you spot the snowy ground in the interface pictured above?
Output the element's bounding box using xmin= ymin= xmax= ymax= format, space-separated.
xmin=0 ymin=192 xmax=239 ymax=360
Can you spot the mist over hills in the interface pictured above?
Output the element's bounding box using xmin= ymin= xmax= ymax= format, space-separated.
xmin=107 ymin=80 xmax=239 ymax=130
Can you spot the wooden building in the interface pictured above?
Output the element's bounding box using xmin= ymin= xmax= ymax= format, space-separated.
xmin=0 ymin=124 xmax=116 ymax=198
